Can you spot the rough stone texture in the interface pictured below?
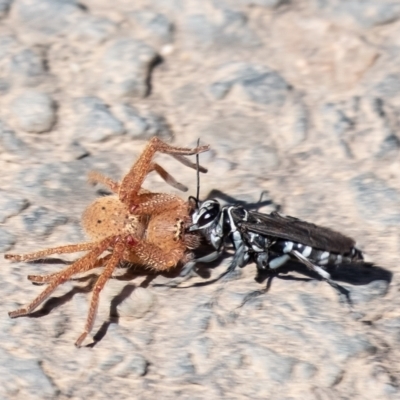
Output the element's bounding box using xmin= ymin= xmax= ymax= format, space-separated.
xmin=98 ymin=38 xmax=158 ymax=100
xmin=0 ymin=0 xmax=12 ymax=19
xmin=112 ymin=103 xmax=172 ymax=140
xmin=11 ymin=0 xmax=85 ymax=43
xmin=10 ymin=91 xmax=56 ymax=133
xmin=0 ymin=120 xmax=28 ymax=155
xmin=0 ymin=0 xmax=399 ymax=399
xmin=73 ymin=96 xmax=124 ymax=142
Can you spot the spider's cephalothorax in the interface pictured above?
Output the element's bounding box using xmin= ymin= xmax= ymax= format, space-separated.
xmin=189 ymin=198 xmax=364 ymax=298
xmin=5 ymin=137 xmax=209 ymax=347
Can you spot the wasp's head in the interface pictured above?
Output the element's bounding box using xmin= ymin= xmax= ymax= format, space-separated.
xmin=189 ymin=199 xmax=221 ymax=232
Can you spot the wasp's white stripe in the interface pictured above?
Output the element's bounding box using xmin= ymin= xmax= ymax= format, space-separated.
xmin=302 ymin=246 xmax=312 ymax=257
xmin=283 ymin=241 xmax=293 ymax=253
xmin=320 ymin=251 xmax=330 ymax=260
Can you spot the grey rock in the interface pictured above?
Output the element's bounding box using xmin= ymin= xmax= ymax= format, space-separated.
xmin=183 ymin=306 xmax=211 ymax=334
xmin=294 ymin=362 xmax=318 ymax=380
xmin=158 ymin=349 xmax=195 ymax=377
xmin=318 ymin=364 xmax=344 ymax=387
xmin=317 ymin=0 xmax=400 ymax=28
xmin=350 ymin=280 xmax=390 ymax=304
xmin=241 ymin=144 xmax=279 ymax=174
xmin=289 ymin=96 xmax=309 ymax=146
xmin=210 ymin=62 xmax=291 ymax=107
xmin=374 ymin=317 xmax=400 ymax=346
xmin=0 ymin=120 xmax=29 ymax=155
xmin=12 ymin=0 xmax=84 ymax=41
xmin=242 ymin=69 xmax=291 ymax=106
xmin=351 ymin=173 xmax=400 ymax=225
xmin=73 ymin=97 xmax=124 ymax=142
xmin=0 ymin=34 xmax=18 ymax=59
xmin=0 ymin=189 xmax=29 ymax=222
xmin=0 ymin=0 xmax=12 ymax=19
xmin=225 ymin=0 xmax=286 ymax=6
xmin=11 ymin=48 xmax=46 ymax=86
xmin=131 ymin=11 xmax=174 ymax=43
xmin=184 ymin=10 xmax=259 ymax=50
xmin=68 ymin=140 xmax=90 ymax=160
xmin=322 ymin=101 xmax=355 ymax=136
xmin=0 ymin=77 xmax=10 ymax=93
xmin=297 ymin=293 xmax=326 ymax=318
xmin=312 ymin=321 xmax=376 ymax=362
xmin=21 ymin=206 xmax=68 ymax=237
xmin=334 ymin=334 xmax=376 ymax=364
xmin=117 ymin=286 xmax=155 ymax=319
xmin=114 ymin=353 xmax=148 ymax=378
xmin=184 ymin=14 xmax=216 ymax=48
xmin=11 ymin=91 xmax=56 ymax=133
xmin=209 ymin=81 xmax=231 ymax=100
xmin=16 ymin=158 xmax=120 ymax=214
xmin=72 ymin=16 xmax=117 ymax=45
xmin=0 ymin=348 xmax=55 ymax=399
xmin=190 ymin=336 xmax=213 ymax=365
xmin=373 ymin=74 xmax=400 ymax=99
xmin=377 ymin=134 xmax=400 ymax=159
xmin=0 ymin=227 xmax=16 ymax=251
xmin=99 ymin=38 xmax=158 ymax=99
xmin=244 ymin=345 xmax=296 ymax=383
xmin=112 ymin=104 xmax=172 ymax=140
xmin=98 ymin=353 xmax=125 ymax=371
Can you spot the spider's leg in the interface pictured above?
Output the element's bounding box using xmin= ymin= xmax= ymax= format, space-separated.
xmin=28 ymin=254 xmax=113 ymax=284
xmin=75 ymin=240 xmax=125 ymax=347
xmin=87 ymin=171 xmax=120 ymax=193
xmin=148 ymin=162 xmax=188 ymax=192
xmin=8 ymin=237 xmax=115 ymax=318
xmin=5 ymin=243 xmax=96 ymax=262
xmin=134 ymin=240 xmax=186 ymax=272
xmin=119 ymin=137 xmax=209 ymax=206
xmin=130 ymin=192 xmax=187 ymax=215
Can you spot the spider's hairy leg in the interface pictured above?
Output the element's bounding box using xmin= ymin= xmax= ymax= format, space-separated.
xmin=119 ymin=137 xmax=209 ymax=206
xmin=5 ymin=243 xmax=96 ymax=262
xmin=134 ymin=240 xmax=186 ymax=272
xmin=28 ymin=254 xmax=113 ymax=284
xmin=75 ymin=240 xmax=125 ymax=347
xmin=130 ymin=193 xmax=185 ymax=215
xmin=148 ymin=162 xmax=188 ymax=192
xmin=8 ymin=237 xmax=115 ymax=318
xmin=88 ymin=171 xmax=120 ymax=193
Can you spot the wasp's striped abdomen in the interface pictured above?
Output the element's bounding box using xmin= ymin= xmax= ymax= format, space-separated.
xmin=271 ymin=239 xmax=363 ymax=267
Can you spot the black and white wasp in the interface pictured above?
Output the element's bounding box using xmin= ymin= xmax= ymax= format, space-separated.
xmin=186 ymin=196 xmax=364 ymax=300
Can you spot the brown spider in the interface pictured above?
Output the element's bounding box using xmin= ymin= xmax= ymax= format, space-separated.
xmin=5 ymin=137 xmax=209 ymax=347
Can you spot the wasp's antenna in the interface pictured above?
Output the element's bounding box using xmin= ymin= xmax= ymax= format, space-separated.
xmin=195 ymin=138 xmax=201 ymax=204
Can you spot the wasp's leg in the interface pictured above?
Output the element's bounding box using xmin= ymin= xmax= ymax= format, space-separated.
xmin=179 ymin=251 xmax=222 ymax=277
xmin=290 ymin=250 xmax=352 ymax=306
xmin=255 ymin=252 xmax=291 ymax=271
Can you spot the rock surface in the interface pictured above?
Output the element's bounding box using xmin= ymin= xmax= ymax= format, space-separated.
xmin=0 ymin=0 xmax=399 ymax=399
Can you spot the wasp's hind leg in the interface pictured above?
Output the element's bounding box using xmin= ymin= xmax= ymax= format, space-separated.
xmin=290 ymin=250 xmax=353 ymax=307
xmin=238 ymin=252 xmax=288 ymax=308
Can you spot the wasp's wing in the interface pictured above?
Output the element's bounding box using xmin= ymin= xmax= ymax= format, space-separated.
xmin=238 ymin=211 xmax=356 ymax=254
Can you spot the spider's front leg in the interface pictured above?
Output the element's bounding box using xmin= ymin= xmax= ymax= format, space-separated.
xmin=118 ymin=137 xmax=209 ymax=208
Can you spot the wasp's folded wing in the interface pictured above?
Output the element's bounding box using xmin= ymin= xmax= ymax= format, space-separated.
xmin=239 ymin=211 xmax=356 ymax=254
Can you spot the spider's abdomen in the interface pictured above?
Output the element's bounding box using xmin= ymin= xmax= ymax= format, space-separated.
xmin=82 ymin=196 xmax=145 ymax=240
